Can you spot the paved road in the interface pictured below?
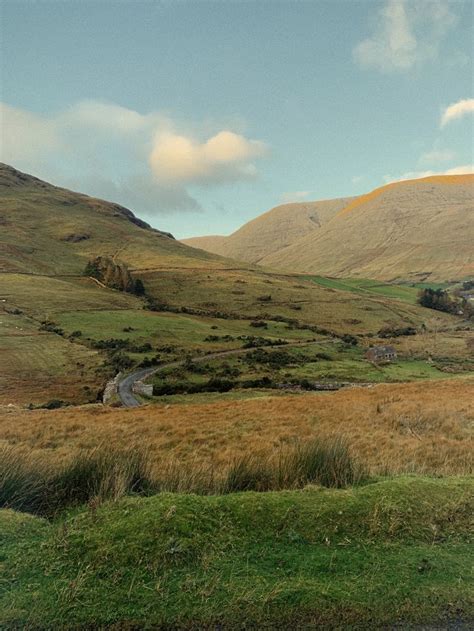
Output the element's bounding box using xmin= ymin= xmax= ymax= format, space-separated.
xmin=117 ymin=340 xmax=332 ymax=408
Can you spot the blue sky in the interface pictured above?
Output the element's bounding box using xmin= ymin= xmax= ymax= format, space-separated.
xmin=1 ymin=0 xmax=473 ymax=238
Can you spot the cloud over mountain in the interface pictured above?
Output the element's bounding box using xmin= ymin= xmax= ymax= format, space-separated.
xmin=0 ymin=100 xmax=267 ymax=215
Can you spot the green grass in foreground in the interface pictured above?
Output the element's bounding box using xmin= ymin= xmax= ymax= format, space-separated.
xmin=1 ymin=477 xmax=473 ymax=629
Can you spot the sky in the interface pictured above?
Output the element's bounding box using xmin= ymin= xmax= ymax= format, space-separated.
xmin=1 ymin=0 xmax=473 ymax=239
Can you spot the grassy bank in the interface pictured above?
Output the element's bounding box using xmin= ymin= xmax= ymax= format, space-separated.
xmin=1 ymin=476 xmax=473 ymax=629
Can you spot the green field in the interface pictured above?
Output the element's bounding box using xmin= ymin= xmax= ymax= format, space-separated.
xmin=307 ymin=276 xmax=421 ymax=304
xmin=57 ymin=309 xmax=317 ymax=351
xmin=2 ymin=477 xmax=472 ymax=629
xmin=0 ymin=310 xmax=102 ymax=405
xmin=149 ymin=341 xmax=452 ymax=400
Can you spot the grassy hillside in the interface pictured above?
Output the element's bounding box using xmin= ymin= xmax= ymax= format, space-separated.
xmin=2 ymin=477 xmax=473 ymax=629
xmin=0 ymin=162 xmax=227 ymax=275
xmin=185 ymin=175 xmax=474 ymax=282
xmin=262 ymin=175 xmax=474 ymax=281
xmin=3 ymin=163 xmax=467 ymax=405
xmin=182 ymin=196 xmax=354 ymax=263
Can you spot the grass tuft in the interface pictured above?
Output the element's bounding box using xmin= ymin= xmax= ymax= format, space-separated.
xmin=0 ymin=436 xmax=371 ymax=515
xmin=0 ymin=445 xmax=154 ymax=517
xmin=280 ymin=435 xmax=364 ymax=488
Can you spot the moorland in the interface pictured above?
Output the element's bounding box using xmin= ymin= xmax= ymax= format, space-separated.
xmin=1 ymin=163 xmax=473 ymax=628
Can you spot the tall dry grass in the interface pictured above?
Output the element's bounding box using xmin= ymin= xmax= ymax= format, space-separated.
xmin=0 ymin=445 xmax=154 ymax=516
xmin=0 ymin=379 xmax=472 ymax=477
xmin=0 ymin=437 xmax=364 ymax=516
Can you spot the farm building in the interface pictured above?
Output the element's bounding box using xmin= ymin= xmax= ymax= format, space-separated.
xmin=365 ymin=345 xmax=397 ymax=363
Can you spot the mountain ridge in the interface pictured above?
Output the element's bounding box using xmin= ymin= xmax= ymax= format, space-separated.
xmin=182 ymin=174 xmax=474 ymax=281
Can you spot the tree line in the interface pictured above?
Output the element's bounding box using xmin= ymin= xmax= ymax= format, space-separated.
xmin=84 ymin=256 xmax=145 ymax=296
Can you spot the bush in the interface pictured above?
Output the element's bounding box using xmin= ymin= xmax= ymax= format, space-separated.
xmin=108 ymin=351 xmax=134 ymax=371
xmin=92 ymin=338 xmax=131 ymax=350
xmin=129 ymin=342 xmax=152 ymax=353
xmin=138 ymin=354 xmax=162 ymax=368
xmin=378 ymin=326 xmax=416 ymax=338
xmin=315 ymin=352 xmax=332 ymax=360
xmin=241 ymin=336 xmax=287 ymax=349
xmin=341 ymin=334 xmax=358 ymax=346
xmin=40 ymin=399 xmax=66 ymax=410
xmin=245 ymin=348 xmax=293 ymax=368
xmin=39 ymin=321 xmax=64 ymax=336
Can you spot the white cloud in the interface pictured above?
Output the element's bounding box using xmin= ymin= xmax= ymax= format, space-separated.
xmin=0 ymin=102 xmax=61 ymax=163
xmin=418 ymin=148 xmax=456 ymax=164
xmin=353 ymin=0 xmax=457 ymax=73
xmin=149 ymin=130 xmax=267 ymax=184
xmin=351 ymin=176 xmax=364 ymax=185
xmin=384 ymin=164 xmax=474 ymax=183
xmin=279 ymin=191 xmax=312 ymax=203
xmin=0 ymin=101 xmax=268 ymax=215
xmin=440 ymin=98 xmax=474 ymax=127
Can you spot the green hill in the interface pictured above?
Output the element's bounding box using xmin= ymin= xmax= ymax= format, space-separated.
xmin=184 ymin=175 xmax=474 ymax=282
xmin=0 ymin=164 xmax=463 ymax=405
xmin=2 ymin=477 xmax=473 ymax=629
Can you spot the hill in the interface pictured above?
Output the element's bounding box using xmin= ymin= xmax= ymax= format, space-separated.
xmin=0 ymin=162 xmax=225 ymax=275
xmin=2 ymin=476 xmax=473 ymax=628
xmin=0 ymin=164 xmax=465 ymax=405
xmin=184 ymin=175 xmax=474 ymax=282
xmin=182 ymin=197 xmax=354 ymax=263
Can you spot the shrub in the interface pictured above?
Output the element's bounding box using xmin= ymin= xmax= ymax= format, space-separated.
xmin=41 ymin=399 xmax=66 ymax=410
xmin=250 ymin=320 xmax=268 ymax=328
xmin=39 ymin=321 xmax=64 ymax=336
xmin=92 ymin=338 xmax=131 ymax=350
xmin=245 ymin=348 xmax=293 ymax=368
xmin=341 ymin=334 xmax=358 ymax=346
xmin=378 ymin=326 xmax=416 ymax=338
xmin=129 ymin=342 xmax=152 ymax=353
xmin=108 ymin=351 xmax=134 ymax=371
xmin=138 ymin=354 xmax=162 ymax=368
xmin=241 ymin=336 xmax=287 ymax=349
xmin=315 ymin=352 xmax=332 ymax=360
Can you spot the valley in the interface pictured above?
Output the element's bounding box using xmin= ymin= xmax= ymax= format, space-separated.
xmin=2 ymin=3 xmax=473 ymax=627
xmin=1 ymin=164 xmax=472 ymax=629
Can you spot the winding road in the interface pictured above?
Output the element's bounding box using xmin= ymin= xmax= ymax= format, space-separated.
xmin=118 ymin=340 xmax=334 ymax=407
